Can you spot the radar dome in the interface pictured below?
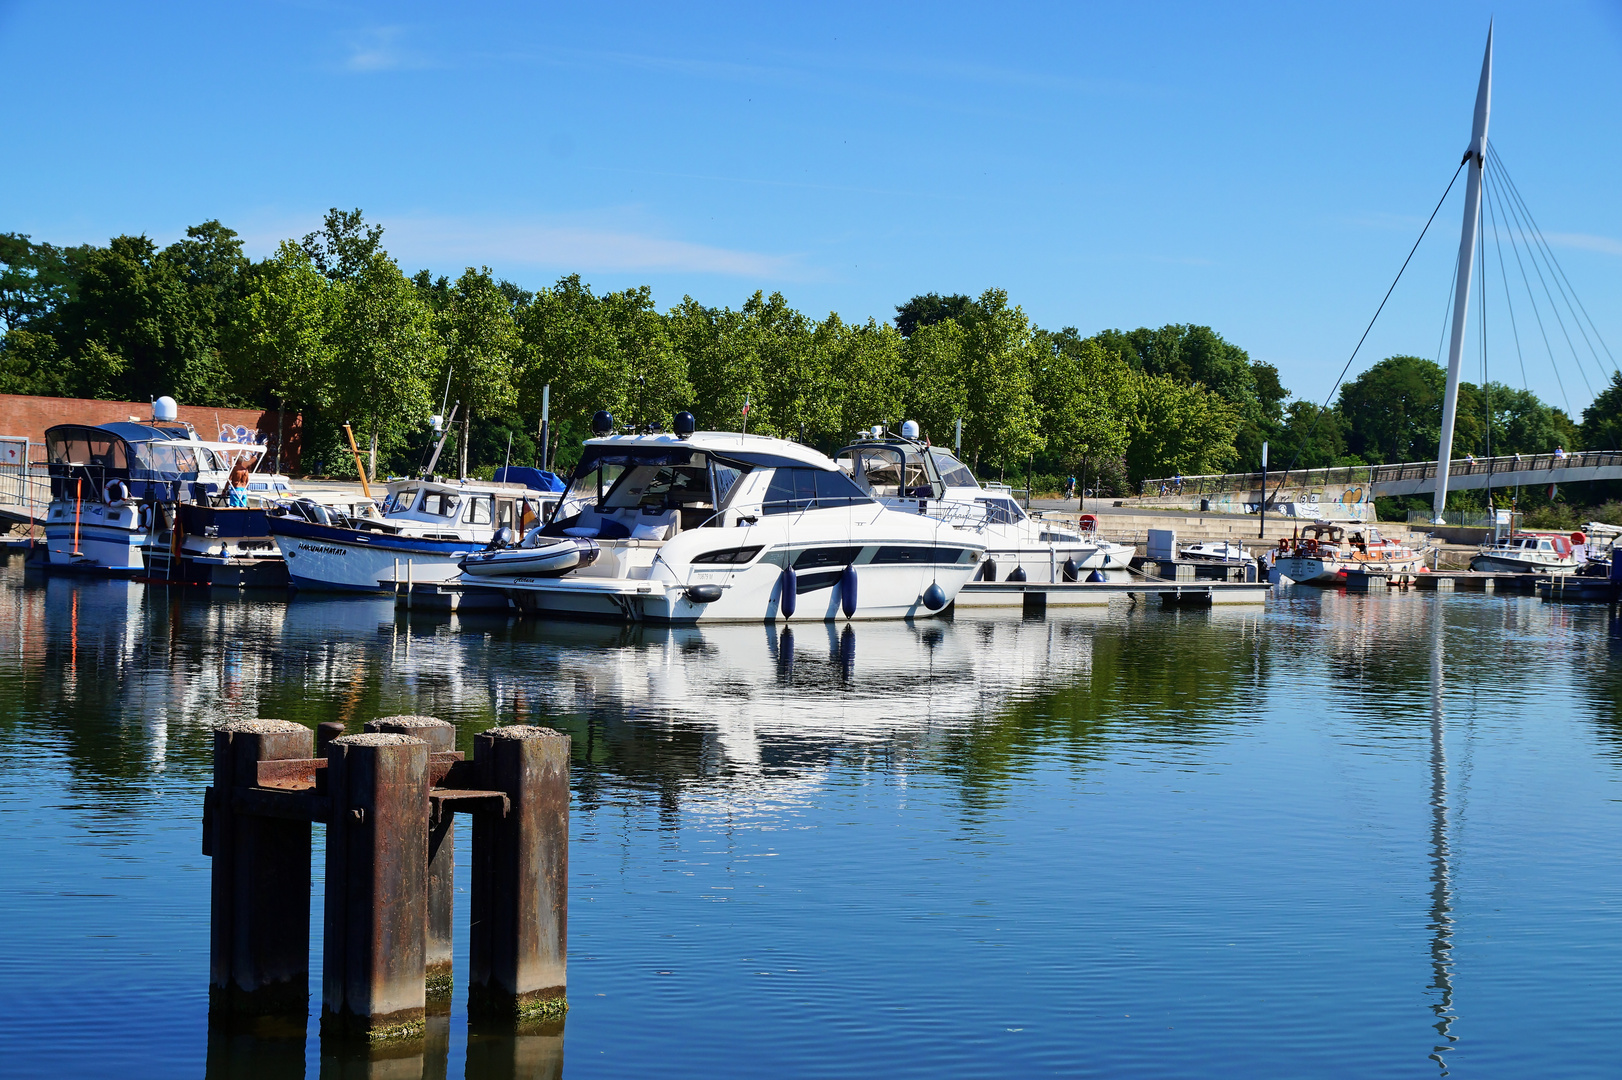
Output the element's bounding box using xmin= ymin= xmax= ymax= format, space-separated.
xmin=153 ymin=396 xmax=178 ymax=422
xmin=901 ymin=420 xmax=920 ymax=440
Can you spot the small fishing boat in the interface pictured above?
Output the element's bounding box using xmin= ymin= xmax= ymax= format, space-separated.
xmin=1273 ymin=521 xmax=1427 ymax=585
xmin=1469 ymin=532 xmax=1582 ymax=574
xmin=456 ymin=413 xmax=987 ymax=622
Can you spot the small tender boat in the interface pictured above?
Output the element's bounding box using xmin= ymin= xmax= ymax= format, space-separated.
xmin=461 ymin=535 xmax=600 ymax=577
xmin=457 ymin=413 xmax=987 ymax=622
xmin=1469 ymin=532 xmax=1582 ymax=574
xmin=1273 ymin=521 xmax=1427 ymax=585
xmin=1180 ymin=539 xmax=1254 ymax=564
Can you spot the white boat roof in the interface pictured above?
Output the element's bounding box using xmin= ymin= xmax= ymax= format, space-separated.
xmin=581 ymin=431 xmax=841 ymax=470
xmin=383 ymin=477 xmax=549 ymax=496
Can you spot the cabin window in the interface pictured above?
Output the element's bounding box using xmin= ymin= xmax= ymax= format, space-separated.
xmin=762 ymin=468 xmax=871 ymax=514
xmin=464 ymin=497 xmax=493 ymax=525
xmin=419 ymin=492 xmax=461 ymax=518
xmin=388 ymin=488 xmax=418 ymax=513
xmin=496 ymin=500 xmax=515 ymax=529
xmin=691 ymin=545 xmax=762 ymax=565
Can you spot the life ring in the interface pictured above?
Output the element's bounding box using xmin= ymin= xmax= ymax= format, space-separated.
xmin=1078 ymin=514 xmax=1097 ymax=532
xmin=1571 ymin=532 xmax=1586 ymax=545
xmin=138 ymin=503 xmax=154 ymax=532
xmin=104 ymin=478 xmax=131 ymax=504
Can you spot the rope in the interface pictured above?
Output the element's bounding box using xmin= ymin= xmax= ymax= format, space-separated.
xmin=1482 ymin=165 xmax=1532 ymax=395
xmin=1267 ymin=159 xmax=1467 ymax=506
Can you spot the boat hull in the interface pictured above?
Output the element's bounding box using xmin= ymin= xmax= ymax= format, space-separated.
xmin=270 ymin=517 xmax=478 ymax=592
xmin=1274 ymin=553 xmax=1426 ymax=585
xmin=43 ymin=499 xmax=149 ymax=574
xmin=1468 ymin=552 xmax=1579 ymax=573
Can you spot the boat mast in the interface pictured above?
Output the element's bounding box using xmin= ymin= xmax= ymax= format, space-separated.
xmin=1433 ymin=25 xmax=1493 ymax=523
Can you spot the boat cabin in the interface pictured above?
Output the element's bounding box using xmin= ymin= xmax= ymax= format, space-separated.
xmin=376 ymin=479 xmax=556 ymax=538
xmin=45 ymin=422 xmax=229 ymax=503
xmin=542 ymin=433 xmax=873 ymax=542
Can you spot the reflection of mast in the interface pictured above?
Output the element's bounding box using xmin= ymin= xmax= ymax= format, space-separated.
xmin=1426 ymin=600 xmax=1456 ymax=1072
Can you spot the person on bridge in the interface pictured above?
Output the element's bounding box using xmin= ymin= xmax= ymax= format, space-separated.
xmin=1554 ymin=446 xmax=1567 ymax=459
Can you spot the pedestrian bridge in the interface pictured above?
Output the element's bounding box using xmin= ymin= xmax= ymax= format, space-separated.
xmin=1136 ymin=449 xmax=1622 ymax=515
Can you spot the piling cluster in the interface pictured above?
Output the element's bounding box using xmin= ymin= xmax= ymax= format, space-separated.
xmin=204 ymin=715 xmax=569 ymax=1045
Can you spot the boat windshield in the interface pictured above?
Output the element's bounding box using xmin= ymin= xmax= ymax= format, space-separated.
xmin=133 ymin=442 xmax=217 ymax=475
xmin=841 ymin=446 xmax=934 ymax=498
xmin=386 ymin=487 xmax=418 ymax=513
xmin=976 ymin=496 xmax=1026 ymax=525
xmin=928 ymin=450 xmax=977 ymax=488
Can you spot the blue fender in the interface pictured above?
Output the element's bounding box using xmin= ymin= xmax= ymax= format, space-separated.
xmin=841 ymin=565 xmax=858 ymax=617
xmin=779 ymin=565 xmax=797 ymax=618
xmin=922 ymin=582 xmax=947 ymax=610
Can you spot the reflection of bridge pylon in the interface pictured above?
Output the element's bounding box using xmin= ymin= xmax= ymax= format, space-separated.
xmin=1426 ymin=599 xmax=1457 ymax=1074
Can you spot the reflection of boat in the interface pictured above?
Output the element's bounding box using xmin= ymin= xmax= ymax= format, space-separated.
xmin=270 ymin=473 xmax=562 ymax=592
xmin=1273 ymin=521 xmax=1426 ymax=585
xmin=469 ymin=419 xmax=986 ymax=622
xmin=1469 ymin=532 xmax=1581 ymax=574
xmin=834 ymin=427 xmax=1132 ymax=585
xmin=1181 ymin=540 xmax=1254 ymax=565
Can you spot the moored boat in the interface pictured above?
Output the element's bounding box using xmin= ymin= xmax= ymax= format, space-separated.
xmin=459 ymin=414 xmax=987 ymax=622
xmin=1469 ymin=532 xmax=1582 ymax=574
xmin=1273 ymin=521 xmax=1427 ymax=585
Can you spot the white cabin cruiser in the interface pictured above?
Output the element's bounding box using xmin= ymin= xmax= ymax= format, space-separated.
xmin=458 ymin=414 xmax=986 ymax=622
xmin=832 ymin=427 xmax=1132 ymax=598
xmin=1469 ymin=532 xmax=1581 ymax=574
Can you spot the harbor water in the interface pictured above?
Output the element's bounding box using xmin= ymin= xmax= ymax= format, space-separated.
xmin=1 ymin=555 xmax=1620 ymax=1077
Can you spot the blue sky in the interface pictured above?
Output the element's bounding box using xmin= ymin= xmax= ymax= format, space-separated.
xmin=3 ymin=1 xmax=1619 ymax=414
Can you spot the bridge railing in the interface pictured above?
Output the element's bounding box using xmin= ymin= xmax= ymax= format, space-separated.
xmin=1138 ymin=450 xmax=1622 ymax=498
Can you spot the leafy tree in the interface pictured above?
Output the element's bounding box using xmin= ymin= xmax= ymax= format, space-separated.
xmin=0 ymin=328 xmax=69 ymax=396
xmin=821 ymin=314 xmax=908 ymax=446
xmin=1033 ymin=328 xmax=1135 ymax=483
xmin=0 ymin=233 xmax=85 ymax=333
xmin=328 ymin=251 xmax=441 ymax=479
xmin=670 ymin=298 xmax=760 ymax=433
xmin=894 ymin=292 xmax=976 ymax=338
xmin=228 ymin=241 xmax=338 ymax=459
xmin=901 ymin=317 xmax=968 ymax=449
xmin=1579 ymin=371 xmax=1622 ymax=453
xmin=1274 ymin=400 xmax=1352 ymax=469
xmin=441 ymin=267 xmax=520 ymax=477
xmin=1485 ymin=383 xmax=1578 ymax=456
xmin=1339 ymin=355 xmax=1481 ymax=465
xmin=957 ymin=289 xmax=1042 ymax=474
xmin=1124 ymin=372 xmax=1239 ymax=485
xmin=301 ymin=208 xmax=385 ymax=283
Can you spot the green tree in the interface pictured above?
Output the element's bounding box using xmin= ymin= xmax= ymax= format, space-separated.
xmin=0 ymin=233 xmax=85 ymax=333
xmin=958 ymin=289 xmax=1042 ymax=475
xmin=901 ymin=318 xmax=968 ymax=448
xmin=1125 ymin=372 xmax=1239 ymax=485
xmin=1578 ymin=371 xmax=1622 ymax=453
xmin=1339 ymin=355 xmax=1484 ymax=465
xmin=1033 ymin=328 xmax=1135 ymax=486
xmin=301 ymin=208 xmax=385 ymax=283
xmin=329 ymin=251 xmax=441 ymax=479
xmin=894 ymin=292 xmax=976 ymax=338
xmin=442 ymin=267 xmax=520 ymax=476
xmin=822 ymin=314 xmax=908 ymax=445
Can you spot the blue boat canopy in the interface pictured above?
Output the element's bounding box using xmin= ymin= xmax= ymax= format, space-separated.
xmin=493 ymin=466 xmax=566 ymax=493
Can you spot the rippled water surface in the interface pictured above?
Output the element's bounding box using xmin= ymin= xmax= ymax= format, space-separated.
xmin=2 ymin=556 xmax=1620 ymax=1078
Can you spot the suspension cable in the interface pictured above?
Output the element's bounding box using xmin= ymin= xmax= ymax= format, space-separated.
xmin=1267 ymin=159 xmax=1466 ymax=506
xmin=1488 ymin=154 xmax=1576 ymax=409
xmin=1482 ymin=163 xmax=1531 ymax=394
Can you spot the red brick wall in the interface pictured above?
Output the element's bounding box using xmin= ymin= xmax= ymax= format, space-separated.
xmin=0 ymin=394 xmax=301 ymax=472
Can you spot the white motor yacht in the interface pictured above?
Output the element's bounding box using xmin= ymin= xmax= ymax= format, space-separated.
xmin=457 ymin=414 xmax=987 ymax=622
xmin=1469 ymin=532 xmax=1581 ymax=574
xmin=1181 ymin=539 xmax=1255 ymax=565
xmin=832 ymin=426 xmax=1132 ymax=600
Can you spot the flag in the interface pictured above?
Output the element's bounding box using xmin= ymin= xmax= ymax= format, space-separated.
xmin=1547 ymin=482 xmax=1558 ymax=500
xmin=742 ymin=396 xmax=750 ymax=416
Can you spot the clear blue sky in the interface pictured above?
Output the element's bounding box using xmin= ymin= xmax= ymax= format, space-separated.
xmin=4 ymin=1 xmax=1619 ymax=415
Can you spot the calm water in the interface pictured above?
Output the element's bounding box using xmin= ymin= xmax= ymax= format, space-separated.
xmin=1 ymin=556 xmax=1620 ymax=1079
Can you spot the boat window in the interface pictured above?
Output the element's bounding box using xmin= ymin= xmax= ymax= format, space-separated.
xmin=1538 ymin=539 xmax=1552 ymax=551
xmin=929 ymin=451 xmax=977 ymax=488
xmin=387 ymin=488 xmax=418 ymax=513
xmin=419 ymin=491 xmax=461 ymax=518
xmin=976 ymin=497 xmax=1026 ymax=525
xmin=711 ymin=463 xmax=743 ymax=506
xmin=762 ymin=468 xmax=871 ymax=514
xmin=496 ymin=499 xmax=515 ymax=529
xmin=844 ymin=447 xmax=906 ymax=496
xmin=463 ymin=496 xmax=493 ymax=525
xmin=143 ymin=444 xmax=201 ymax=475
xmin=691 ymin=545 xmax=762 ymax=565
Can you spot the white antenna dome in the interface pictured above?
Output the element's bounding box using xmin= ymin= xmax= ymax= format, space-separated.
xmin=901 ymin=420 xmax=920 ymax=440
xmin=152 ymin=396 xmax=178 ymax=422
xmin=871 ymin=424 xmax=884 ymax=440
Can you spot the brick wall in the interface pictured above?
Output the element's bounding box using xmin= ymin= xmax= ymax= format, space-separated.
xmin=0 ymin=394 xmax=301 ymax=472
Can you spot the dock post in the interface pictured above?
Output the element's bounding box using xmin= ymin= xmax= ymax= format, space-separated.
xmin=469 ymin=725 xmax=570 ymax=1022
xmin=322 ymin=733 xmax=430 ymax=1041
xmin=366 ymin=715 xmax=457 ymax=1002
xmin=208 ymin=719 xmax=315 ymax=1018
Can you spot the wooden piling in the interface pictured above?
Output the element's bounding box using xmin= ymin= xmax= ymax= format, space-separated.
xmin=322 ymin=733 xmax=430 ymax=1041
xmin=469 ymin=725 xmax=570 ymax=1022
xmin=367 ymin=715 xmax=457 ymax=1001
xmin=209 ymin=719 xmax=315 ymax=1017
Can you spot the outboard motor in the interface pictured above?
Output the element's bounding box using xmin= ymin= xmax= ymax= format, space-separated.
xmin=486 ymin=526 xmax=516 ymax=551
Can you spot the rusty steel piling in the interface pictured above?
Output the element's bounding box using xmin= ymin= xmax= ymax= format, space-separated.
xmin=469 ymin=725 xmax=570 ymax=1021
xmin=322 ymin=733 xmax=430 ymax=1041
xmin=367 ymin=715 xmax=458 ymax=1001
xmin=208 ymin=719 xmax=315 ymax=1017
